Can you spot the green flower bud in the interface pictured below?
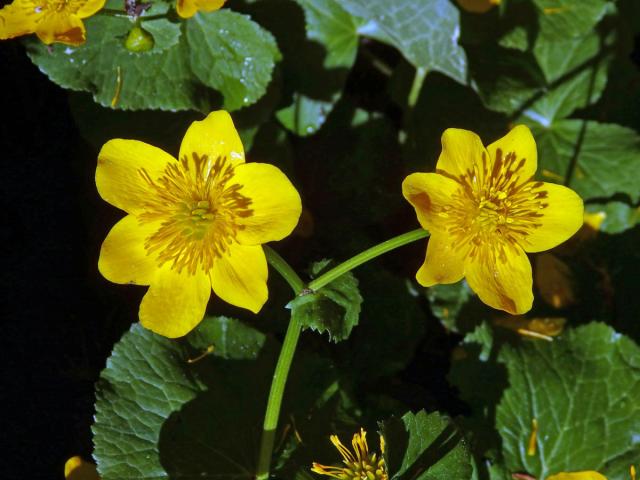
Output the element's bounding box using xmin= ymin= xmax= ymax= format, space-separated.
xmin=124 ymin=25 xmax=155 ymax=53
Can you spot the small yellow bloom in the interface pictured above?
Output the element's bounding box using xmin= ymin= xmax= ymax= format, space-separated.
xmin=176 ymin=0 xmax=224 ymax=19
xmin=311 ymin=428 xmax=388 ymax=480
xmin=97 ymin=111 xmax=301 ymax=338
xmin=0 ymin=0 xmax=104 ymax=45
xmin=547 ymin=472 xmax=608 ymax=480
xmin=65 ymin=456 xmax=100 ymax=480
xmin=456 ymin=0 xmax=500 ymax=14
xmin=403 ymin=125 xmax=583 ymax=315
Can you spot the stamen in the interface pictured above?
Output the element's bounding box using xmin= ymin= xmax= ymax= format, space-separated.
xmin=138 ymin=154 xmax=253 ymax=275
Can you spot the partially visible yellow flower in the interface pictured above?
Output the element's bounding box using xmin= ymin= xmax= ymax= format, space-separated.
xmin=0 ymin=0 xmax=105 ymax=45
xmin=65 ymin=456 xmax=100 ymax=480
xmin=547 ymin=472 xmax=608 ymax=480
xmin=493 ymin=315 xmax=566 ymax=341
xmin=176 ymin=0 xmax=224 ymax=19
xmin=311 ymin=428 xmax=388 ymax=480
xmin=403 ymin=125 xmax=583 ymax=315
xmin=97 ymin=111 xmax=301 ymax=338
xmin=535 ymin=253 xmax=575 ymax=309
xmin=456 ymin=0 xmax=500 ymax=14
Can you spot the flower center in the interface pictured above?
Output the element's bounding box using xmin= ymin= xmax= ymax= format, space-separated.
xmin=138 ymin=154 xmax=253 ymax=275
xmin=339 ymin=456 xmax=387 ymax=480
xmin=441 ymin=149 xmax=548 ymax=260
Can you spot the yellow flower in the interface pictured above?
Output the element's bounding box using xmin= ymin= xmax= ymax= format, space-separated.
xmin=311 ymin=428 xmax=388 ymax=480
xmin=403 ymin=125 xmax=583 ymax=315
xmin=0 ymin=0 xmax=104 ymax=45
xmin=97 ymin=111 xmax=301 ymax=338
xmin=176 ymin=0 xmax=224 ymax=19
xmin=456 ymin=0 xmax=500 ymax=14
xmin=547 ymin=472 xmax=608 ymax=480
xmin=65 ymin=456 xmax=100 ymax=480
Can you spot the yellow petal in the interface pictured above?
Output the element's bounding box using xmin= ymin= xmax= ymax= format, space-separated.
xmin=456 ymin=0 xmax=500 ymax=13
xmin=0 ymin=0 xmax=40 ymax=40
xmin=416 ymin=233 xmax=465 ymax=286
xmin=211 ymin=243 xmax=267 ymax=313
xmin=435 ymin=128 xmax=488 ymax=178
xmin=487 ymin=125 xmax=537 ymax=184
xmin=76 ymin=0 xmax=106 ymax=18
xmin=35 ymin=12 xmax=85 ymax=45
xmin=176 ymin=0 xmax=225 ymax=18
xmin=178 ymin=111 xmax=245 ymax=170
xmin=232 ymin=162 xmax=302 ymax=245
xmin=520 ymin=182 xmax=584 ymax=252
xmin=98 ymin=215 xmax=160 ymax=286
xmin=547 ymin=472 xmax=608 ymax=480
xmin=64 ymin=456 xmax=100 ymax=480
xmin=139 ymin=267 xmax=211 ymax=338
xmin=402 ymin=172 xmax=460 ymax=232
xmin=465 ymin=242 xmax=533 ymax=314
xmin=96 ymin=139 xmax=176 ymax=215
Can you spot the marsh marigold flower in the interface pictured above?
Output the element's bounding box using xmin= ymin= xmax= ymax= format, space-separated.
xmin=0 ymin=0 xmax=104 ymax=45
xmin=97 ymin=111 xmax=301 ymax=338
xmin=65 ymin=456 xmax=100 ymax=480
xmin=311 ymin=428 xmax=388 ymax=480
xmin=547 ymin=472 xmax=608 ymax=480
xmin=403 ymin=125 xmax=583 ymax=315
xmin=456 ymin=0 xmax=500 ymax=14
xmin=176 ymin=0 xmax=224 ymax=19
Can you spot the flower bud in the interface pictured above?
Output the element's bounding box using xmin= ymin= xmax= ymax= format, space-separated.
xmin=124 ymin=25 xmax=154 ymax=52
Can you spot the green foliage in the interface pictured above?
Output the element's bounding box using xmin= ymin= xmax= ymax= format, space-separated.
xmin=497 ymin=323 xmax=640 ymax=479
xmin=342 ymin=0 xmax=468 ymax=84
xmin=289 ymin=259 xmax=362 ymax=342
xmin=25 ymin=3 xmax=279 ymax=112
xmin=380 ymin=410 xmax=473 ymax=480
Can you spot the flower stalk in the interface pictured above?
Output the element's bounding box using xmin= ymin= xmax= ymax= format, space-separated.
xmin=256 ymin=230 xmax=429 ymax=479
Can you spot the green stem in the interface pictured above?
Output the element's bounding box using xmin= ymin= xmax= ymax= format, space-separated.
xmin=256 ymin=231 xmax=428 ymax=478
xmin=257 ymin=248 xmax=305 ymax=480
xmin=408 ymin=67 xmax=428 ymax=108
xmin=308 ymin=228 xmax=429 ymax=291
xmin=264 ymin=246 xmax=304 ymax=294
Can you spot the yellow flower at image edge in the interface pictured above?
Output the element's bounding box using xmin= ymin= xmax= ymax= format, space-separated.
xmin=403 ymin=125 xmax=583 ymax=315
xmin=176 ymin=0 xmax=224 ymax=18
xmin=311 ymin=428 xmax=388 ymax=480
xmin=97 ymin=111 xmax=301 ymax=338
xmin=65 ymin=456 xmax=100 ymax=480
xmin=547 ymin=472 xmax=608 ymax=480
xmin=0 ymin=0 xmax=105 ymax=45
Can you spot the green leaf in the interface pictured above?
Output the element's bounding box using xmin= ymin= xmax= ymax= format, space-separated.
xmin=380 ymin=410 xmax=473 ymax=480
xmin=26 ymin=4 xmax=280 ymax=112
xmin=272 ymin=0 xmax=359 ymax=135
xmin=341 ymin=0 xmax=468 ymax=85
xmin=92 ymin=318 xmax=273 ymax=479
xmin=289 ymin=259 xmax=363 ymax=342
xmin=496 ymin=323 xmax=640 ymax=479
xmin=187 ymin=316 xmax=266 ymax=359
xmin=524 ymin=31 xmax=613 ymax=124
xmin=532 ymin=0 xmax=608 ymax=40
xmin=530 ymin=120 xmax=640 ymax=202
xmin=585 ymin=201 xmax=640 ymax=234
xmin=186 ymin=10 xmax=281 ymax=111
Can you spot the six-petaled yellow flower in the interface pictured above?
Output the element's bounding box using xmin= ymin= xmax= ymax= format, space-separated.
xmin=176 ymin=0 xmax=224 ymax=19
xmin=97 ymin=111 xmax=301 ymax=338
xmin=403 ymin=125 xmax=583 ymax=315
xmin=0 ymin=0 xmax=104 ymax=45
xmin=311 ymin=428 xmax=388 ymax=480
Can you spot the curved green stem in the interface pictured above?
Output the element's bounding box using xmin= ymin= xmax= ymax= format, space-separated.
xmin=308 ymin=228 xmax=429 ymax=291
xmin=256 ymin=231 xmax=428 ymax=478
xmin=257 ymin=248 xmax=305 ymax=480
xmin=408 ymin=67 xmax=428 ymax=108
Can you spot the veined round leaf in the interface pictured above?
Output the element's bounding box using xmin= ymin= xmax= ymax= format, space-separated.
xmin=496 ymin=323 xmax=640 ymax=480
xmin=532 ymin=0 xmax=608 ymax=40
xmin=341 ymin=0 xmax=468 ymax=85
xmin=186 ymin=10 xmax=281 ymax=111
